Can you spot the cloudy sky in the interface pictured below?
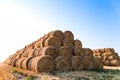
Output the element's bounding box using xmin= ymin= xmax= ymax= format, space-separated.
xmin=0 ymin=0 xmax=120 ymax=62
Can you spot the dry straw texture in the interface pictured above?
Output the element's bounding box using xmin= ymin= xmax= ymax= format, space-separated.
xmin=74 ymin=39 xmax=82 ymax=48
xmin=44 ymin=36 xmax=61 ymax=48
xmin=55 ymin=56 xmax=71 ymax=71
xmin=58 ymin=46 xmax=72 ymax=58
xmin=48 ymin=30 xmax=64 ymax=40
xmin=29 ymin=55 xmax=54 ymax=72
xmin=63 ymin=30 xmax=74 ymax=42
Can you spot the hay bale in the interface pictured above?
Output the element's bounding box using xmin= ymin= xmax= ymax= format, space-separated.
xmin=58 ymin=46 xmax=72 ymax=58
xmin=103 ymin=60 xmax=111 ymax=66
xmin=63 ymin=30 xmax=74 ymax=42
xmin=34 ymin=38 xmax=42 ymax=48
xmin=44 ymin=36 xmax=61 ymax=48
xmin=80 ymin=57 xmax=94 ymax=70
xmin=101 ymin=52 xmax=113 ymax=57
xmin=92 ymin=49 xmax=100 ymax=53
xmin=39 ymin=46 xmax=57 ymax=59
xmin=82 ymin=48 xmax=93 ymax=57
xmin=48 ymin=30 xmax=64 ymax=40
xmin=16 ymin=46 xmax=28 ymax=58
xmin=22 ymin=57 xmax=33 ymax=70
xmin=55 ymin=56 xmax=71 ymax=71
xmin=74 ymin=39 xmax=82 ymax=48
xmin=107 ymin=55 xmax=119 ymax=60
xmin=33 ymin=48 xmax=41 ymax=57
xmin=110 ymin=59 xmax=120 ymax=66
xmin=16 ymin=58 xmax=25 ymax=69
xmin=94 ymin=57 xmax=103 ymax=69
xmin=26 ymin=49 xmax=34 ymax=57
xmin=71 ymin=56 xmax=83 ymax=70
xmin=28 ymin=55 xmax=54 ymax=72
xmin=63 ymin=38 xmax=73 ymax=49
xmin=94 ymin=52 xmax=101 ymax=56
xmin=8 ymin=58 xmax=19 ymax=67
xmin=73 ymin=46 xmax=82 ymax=56
xmin=105 ymin=48 xmax=114 ymax=52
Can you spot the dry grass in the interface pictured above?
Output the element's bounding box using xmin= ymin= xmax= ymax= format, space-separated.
xmin=0 ymin=63 xmax=16 ymax=80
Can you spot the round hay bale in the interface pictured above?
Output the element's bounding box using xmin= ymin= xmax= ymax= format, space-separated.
xmin=16 ymin=58 xmax=25 ymax=69
xmin=27 ymin=42 xmax=34 ymax=49
xmin=102 ymin=56 xmax=107 ymax=61
xmin=94 ymin=57 xmax=103 ymax=69
xmin=55 ymin=56 xmax=71 ymax=71
xmin=74 ymin=39 xmax=82 ymax=48
xmin=26 ymin=49 xmax=34 ymax=57
xmin=94 ymin=52 xmax=101 ymax=56
xmin=58 ymin=46 xmax=72 ymax=58
xmin=17 ymin=46 xmax=28 ymax=58
xmin=48 ymin=30 xmax=64 ymax=40
xmin=63 ymin=30 xmax=74 ymax=42
xmin=63 ymin=38 xmax=73 ymax=49
xmin=71 ymin=56 xmax=83 ymax=70
xmin=33 ymin=48 xmax=41 ymax=57
xmin=27 ymin=57 xmax=34 ymax=70
xmin=103 ymin=60 xmax=111 ymax=66
xmin=92 ymin=49 xmax=100 ymax=53
xmin=8 ymin=58 xmax=19 ymax=67
xmin=105 ymin=48 xmax=114 ymax=52
xmin=80 ymin=57 xmax=94 ymax=70
xmin=22 ymin=57 xmax=33 ymax=70
xmin=107 ymin=55 xmax=119 ymax=60
xmin=73 ymin=46 xmax=83 ymax=56
xmin=39 ymin=46 xmax=57 ymax=59
xmin=110 ymin=59 xmax=120 ymax=66
xmin=101 ymin=52 xmax=113 ymax=57
xmin=29 ymin=55 xmax=54 ymax=72
xmin=44 ymin=36 xmax=61 ymax=48
xmin=39 ymin=38 xmax=45 ymax=47
xmin=82 ymin=48 xmax=93 ymax=57
xmin=99 ymin=48 xmax=105 ymax=53
xmin=34 ymin=38 xmax=42 ymax=48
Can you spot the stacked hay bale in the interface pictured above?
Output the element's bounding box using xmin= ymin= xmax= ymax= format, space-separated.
xmin=4 ymin=30 xmax=103 ymax=72
xmin=93 ymin=48 xmax=120 ymax=66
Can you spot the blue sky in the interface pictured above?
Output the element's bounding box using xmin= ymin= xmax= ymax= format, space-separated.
xmin=0 ymin=0 xmax=120 ymax=62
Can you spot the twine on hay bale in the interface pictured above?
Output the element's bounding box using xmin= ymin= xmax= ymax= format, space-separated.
xmin=28 ymin=55 xmax=54 ymax=72
xmin=48 ymin=30 xmax=64 ymax=40
xmin=58 ymin=46 xmax=72 ymax=58
xmin=73 ymin=46 xmax=82 ymax=56
xmin=74 ymin=39 xmax=82 ymax=48
xmin=55 ymin=56 xmax=71 ymax=71
xmin=39 ymin=46 xmax=57 ymax=59
xmin=63 ymin=30 xmax=74 ymax=42
xmin=44 ymin=36 xmax=61 ymax=48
